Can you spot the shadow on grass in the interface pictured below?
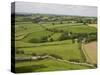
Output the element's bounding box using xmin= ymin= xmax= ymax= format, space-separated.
xmin=15 ymin=64 xmax=47 ymax=73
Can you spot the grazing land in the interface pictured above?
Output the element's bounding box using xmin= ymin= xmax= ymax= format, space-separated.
xmin=13 ymin=14 xmax=97 ymax=73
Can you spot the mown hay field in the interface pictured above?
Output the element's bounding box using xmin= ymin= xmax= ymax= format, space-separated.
xmin=83 ymin=41 xmax=97 ymax=64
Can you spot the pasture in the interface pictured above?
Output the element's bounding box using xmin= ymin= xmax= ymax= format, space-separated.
xmin=14 ymin=14 xmax=97 ymax=73
xmin=15 ymin=58 xmax=91 ymax=73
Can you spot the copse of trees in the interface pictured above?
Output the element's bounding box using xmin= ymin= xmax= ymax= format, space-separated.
xmin=57 ymin=31 xmax=97 ymax=43
xmin=32 ymin=17 xmax=42 ymax=23
xmin=74 ymin=16 xmax=97 ymax=25
xmin=86 ymin=34 xmax=97 ymax=43
xmin=58 ymin=32 xmax=69 ymax=41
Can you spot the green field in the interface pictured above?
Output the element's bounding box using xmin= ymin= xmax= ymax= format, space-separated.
xmin=15 ymin=59 xmax=91 ymax=73
xmin=14 ymin=14 xmax=97 ymax=73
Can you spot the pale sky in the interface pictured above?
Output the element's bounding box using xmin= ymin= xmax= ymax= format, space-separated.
xmin=14 ymin=2 xmax=97 ymax=17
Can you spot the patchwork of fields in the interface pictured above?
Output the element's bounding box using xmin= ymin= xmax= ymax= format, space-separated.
xmin=14 ymin=15 xmax=97 ymax=73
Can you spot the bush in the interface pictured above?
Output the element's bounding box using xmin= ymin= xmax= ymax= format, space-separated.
xmin=32 ymin=53 xmax=37 ymax=56
xmin=52 ymin=23 xmax=55 ymax=25
xmin=72 ymin=39 xmax=75 ymax=43
xmin=39 ymin=53 xmax=47 ymax=56
xmin=49 ymin=38 xmax=54 ymax=42
xmin=16 ymin=50 xmax=20 ymax=54
xmin=93 ymin=64 xmax=97 ymax=67
xmin=60 ymin=21 xmax=63 ymax=24
xmin=50 ymin=54 xmax=62 ymax=59
xmin=16 ymin=50 xmax=24 ymax=54
xmin=58 ymin=32 xmax=69 ymax=41
xmin=68 ymin=59 xmax=80 ymax=62
xmin=29 ymin=38 xmax=41 ymax=43
xmin=40 ymin=36 xmax=48 ymax=43
xmin=20 ymin=50 xmax=24 ymax=54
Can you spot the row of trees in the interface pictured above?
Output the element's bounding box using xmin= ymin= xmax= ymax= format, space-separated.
xmin=32 ymin=16 xmax=97 ymax=24
xmin=58 ymin=32 xmax=97 ymax=43
xmin=29 ymin=31 xmax=97 ymax=44
xmin=15 ymin=15 xmax=97 ymax=24
xmin=44 ymin=26 xmax=97 ymax=43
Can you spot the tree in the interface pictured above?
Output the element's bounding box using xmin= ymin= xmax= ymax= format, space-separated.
xmin=58 ymin=32 xmax=69 ymax=41
xmin=49 ymin=38 xmax=54 ymax=42
xmin=72 ymin=39 xmax=75 ymax=43
xmin=52 ymin=23 xmax=55 ymax=25
xmin=32 ymin=17 xmax=41 ymax=23
xmin=83 ymin=21 xmax=87 ymax=25
xmin=60 ymin=21 xmax=63 ymax=24
xmin=32 ymin=53 xmax=37 ymax=56
xmin=40 ymin=36 xmax=48 ymax=42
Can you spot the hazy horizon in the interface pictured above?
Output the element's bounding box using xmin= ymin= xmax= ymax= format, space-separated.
xmin=12 ymin=2 xmax=97 ymax=17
